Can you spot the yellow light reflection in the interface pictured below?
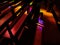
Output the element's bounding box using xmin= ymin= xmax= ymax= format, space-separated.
xmin=36 ymin=23 xmax=44 ymax=27
xmin=31 ymin=14 xmax=34 ymax=19
xmin=16 ymin=1 xmax=22 ymax=5
xmin=58 ymin=21 xmax=60 ymax=24
xmin=12 ymin=4 xmax=17 ymax=7
xmin=40 ymin=9 xmax=53 ymax=17
xmin=12 ymin=1 xmax=22 ymax=7
xmin=24 ymin=11 xmax=28 ymax=15
xmin=14 ymin=6 xmax=22 ymax=13
xmin=16 ymin=12 xmax=21 ymax=16
xmin=30 ymin=1 xmax=33 ymax=5
xmin=40 ymin=9 xmax=56 ymax=24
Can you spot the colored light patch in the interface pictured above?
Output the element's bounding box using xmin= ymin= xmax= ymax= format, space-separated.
xmin=30 ymin=7 xmax=32 ymax=12
xmin=3 ymin=1 xmax=7 ymax=3
xmin=9 ymin=1 xmax=13 ymax=4
xmin=30 ymin=2 xmax=33 ymax=5
xmin=0 ymin=12 xmax=12 ymax=26
xmin=9 ymin=21 xmax=12 ymax=26
xmin=38 ymin=17 xmax=44 ymax=24
xmin=40 ymin=9 xmax=53 ymax=17
xmin=14 ymin=6 xmax=22 ymax=13
xmin=12 ymin=1 xmax=22 ymax=7
xmin=58 ymin=21 xmax=60 ymax=24
xmin=3 ymin=30 xmax=10 ymax=38
xmin=11 ymin=11 xmax=28 ymax=35
xmin=24 ymin=11 xmax=28 ymax=15
xmin=8 ymin=6 xmax=11 ymax=8
xmin=12 ymin=0 xmax=15 ymax=2
xmin=40 ymin=9 xmax=56 ymax=24
xmin=16 ymin=1 xmax=22 ymax=5
xmin=0 ymin=27 xmax=6 ymax=35
xmin=12 ymin=4 xmax=16 ymax=7
xmin=37 ymin=26 xmax=43 ymax=31
xmin=37 ymin=16 xmax=44 ymax=31
xmin=1 ymin=8 xmax=9 ymax=13
xmin=36 ymin=23 xmax=44 ymax=27
xmin=31 ymin=14 xmax=34 ymax=19
xmin=16 ymin=12 xmax=21 ymax=16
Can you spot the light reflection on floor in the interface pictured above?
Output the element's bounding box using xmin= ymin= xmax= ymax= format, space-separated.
xmin=40 ymin=9 xmax=56 ymax=24
xmin=3 ymin=6 xmax=32 ymax=38
xmin=34 ymin=8 xmax=57 ymax=45
xmin=3 ymin=30 xmax=10 ymax=38
xmin=34 ymin=13 xmax=44 ymax=45
xmin=0 ymin=5 xmax=58 ymax=44
xmin=38 ymin=17 xmax=44 ymax=31
xmin=14 ymin=5 xmax=22 ymax=13
xmin=1 ymin=7 xmax=57 ymax=45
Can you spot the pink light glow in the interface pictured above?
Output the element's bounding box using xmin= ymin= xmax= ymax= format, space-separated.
xmin=38 ymin=16 xmax=44 ymax=31
xmin=29 ymin=6 xmax=32 ymax=12
xmin=3 ymin=30 xmax=10 ymax=38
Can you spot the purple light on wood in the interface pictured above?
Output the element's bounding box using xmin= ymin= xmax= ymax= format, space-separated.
xmin=38 ymin=16 xmax=44 ymax=31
